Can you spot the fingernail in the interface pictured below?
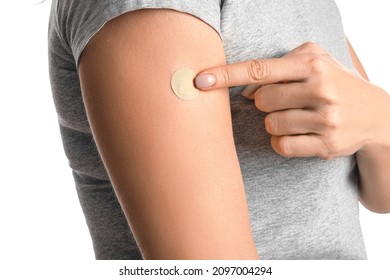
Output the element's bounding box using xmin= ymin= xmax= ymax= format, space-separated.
xmin=241 ymin=85 xmax=259 ymax=99
xmin=195 ymin=74 xmax=216 ymax=89
xmin=241 ymin=88 xmax=251 ymax=98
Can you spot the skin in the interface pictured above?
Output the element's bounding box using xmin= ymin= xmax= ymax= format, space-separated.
xmin=78 ymin=10 xmax=258 ymax=259
xmin=196 ymin=41 xmax=390 ymax=214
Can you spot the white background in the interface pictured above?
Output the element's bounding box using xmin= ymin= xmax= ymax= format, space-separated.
xmin=0 ymin=0 xmax=389 ymax=272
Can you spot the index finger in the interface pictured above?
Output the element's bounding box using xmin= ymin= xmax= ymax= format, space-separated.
xmin=194 ymin=56 xmax=307 ymax=90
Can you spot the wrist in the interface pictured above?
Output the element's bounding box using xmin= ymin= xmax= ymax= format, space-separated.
xmin=359 ymin=85 xmax=390 ymax=155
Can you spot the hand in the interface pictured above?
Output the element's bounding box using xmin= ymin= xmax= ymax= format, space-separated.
xmin=195 ymin=42 xmax=389 ymax=159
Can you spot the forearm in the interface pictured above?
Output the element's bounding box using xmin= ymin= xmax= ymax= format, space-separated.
xmin=357 ymin=87 xmax=390 ymax=213
xmin=347 ymin=38 xmax=390 ymax=212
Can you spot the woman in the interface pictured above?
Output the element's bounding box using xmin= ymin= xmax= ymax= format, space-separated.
xmin=48 ymin=0 xmax=390 ymax=259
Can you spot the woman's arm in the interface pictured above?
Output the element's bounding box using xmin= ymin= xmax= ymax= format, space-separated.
xmin=78 ymin=9 xmax=258 ymax=259
xmin=195 ymin=40 xmax=390 ymax=214
xmin=347 ymin=38 xmax=390 ymax=213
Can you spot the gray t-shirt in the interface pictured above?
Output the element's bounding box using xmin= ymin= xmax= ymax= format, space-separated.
xmin=48 ymin=0 xmax=367 ymax=259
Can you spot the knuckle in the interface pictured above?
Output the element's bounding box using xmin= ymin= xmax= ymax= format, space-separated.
xmin=248 ymin=60 xmax=270 ymax=82
xmin=306 ymin=54 xmax=328 ymax=75
xmin=254 ymin=86 xmax=275 ymax=112
xmin=276 ymin=84 xmax=290 ymax=102
xmin=320 ymin=153 xmax=334 ymax=161
xmin=314 ymin=136 xmax=333 ymax=160
xmin=322 ymin=137 xmax=338 ymax=160
xmin=319 ymin=107 xmax=341 ymax=130
xmin=314 ymin=81 xmax=328 ymax=100
xmin=313 ymin=83 xmax=337 ymax=106
xmin=254 ymin=89 xmax=267 ymax=111
xmin=220 ymin=65 xmax=232 ymax=86
xmin=254 ymin=91 xmax=261 ymax=109
xmin=280 ymin=140 xmax=293 ymax=157
xmin=274 ymin=137 xmax=293 ymax=157
xmin=302 ymin=41 xmax=320 ymax=52
xmin=264 ymin=114 xmax=276 ymax=134
xmin=316 ymin=91 xmax=332 ymax=109
xmin=318 ymin=129 xmax=341 ymax=160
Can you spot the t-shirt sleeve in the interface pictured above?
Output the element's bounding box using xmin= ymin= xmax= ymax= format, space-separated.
xmin=55 ymin=0 xmax=222 ymax=67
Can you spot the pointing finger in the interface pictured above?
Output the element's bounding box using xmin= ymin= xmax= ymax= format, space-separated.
xmin=195 ymin=56 xmax=307 ymax=90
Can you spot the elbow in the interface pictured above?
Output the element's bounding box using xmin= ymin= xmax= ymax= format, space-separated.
xmin=364 ymin=206 xmax=390 ymax=214
xmin=359 ymin=196 xmax=390 ymax=214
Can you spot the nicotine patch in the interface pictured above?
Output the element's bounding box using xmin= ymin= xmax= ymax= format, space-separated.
xmin=171 ymin=67 xmax=199 ymax=100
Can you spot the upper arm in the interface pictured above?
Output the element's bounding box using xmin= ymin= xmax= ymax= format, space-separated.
xmin=78 ymin=9 xmax=258 ymax=259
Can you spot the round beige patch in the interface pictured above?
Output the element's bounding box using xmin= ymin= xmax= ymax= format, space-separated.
xmin=171 ymin=67 xmax=199 ymax=101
